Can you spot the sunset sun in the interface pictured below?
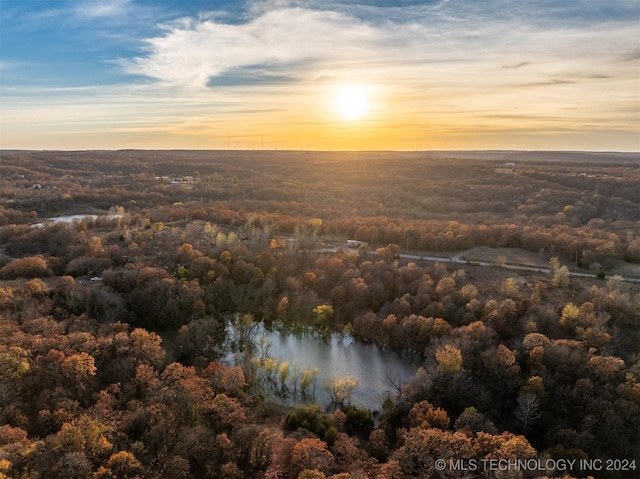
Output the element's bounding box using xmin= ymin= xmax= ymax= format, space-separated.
xmin=336 ymin=86 xmax=368 ymax=120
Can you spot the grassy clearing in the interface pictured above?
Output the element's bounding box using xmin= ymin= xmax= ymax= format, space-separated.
xmin=461 ymin=247 xmax=551 ymax=268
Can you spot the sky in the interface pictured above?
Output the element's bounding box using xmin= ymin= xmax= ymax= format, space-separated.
xmin=0 ymin=0 xmax=639 ymax=151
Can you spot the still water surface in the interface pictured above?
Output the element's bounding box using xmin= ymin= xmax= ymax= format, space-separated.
xmin=47 ymin=214 xmax=101 ymax=223
xmin=254 ymin=326 xmax=421 ymax=411
xmin=34 ymin=213 xmax=121 ymax=227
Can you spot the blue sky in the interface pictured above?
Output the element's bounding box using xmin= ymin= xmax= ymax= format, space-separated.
xmin=1 ymin=0 xmax=638 ymax=150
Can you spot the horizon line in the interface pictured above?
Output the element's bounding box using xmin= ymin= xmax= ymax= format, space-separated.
xmin=2 ymin=148 xmax=639 ymax=154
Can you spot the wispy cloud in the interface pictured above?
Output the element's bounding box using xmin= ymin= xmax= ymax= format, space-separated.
xmin=122 ymin=7 xmax=379 ymax=88
xmin=1 ymin=0 xmax=638 ymax=150
xmin=502 ymin=62 xmax=530 ymax=70
xmin=75 ymin=0 xmax=132 ymax=19
xmin=120 ymin=1 xmax=639 ymax=102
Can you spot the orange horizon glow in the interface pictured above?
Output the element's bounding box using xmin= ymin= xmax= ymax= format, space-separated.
xmin=1 ymin=2 xmax=638 ymax=152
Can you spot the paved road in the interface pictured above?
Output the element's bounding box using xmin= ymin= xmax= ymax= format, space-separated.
xmin=320 ymin=244 xmax=640 ymax=284
xmin=399 ymin=252 xmax=640 ymax=283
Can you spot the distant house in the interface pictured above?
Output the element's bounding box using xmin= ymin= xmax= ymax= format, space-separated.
xmin=344 ymin=240 xmax=368 ymax=249
xmin=505 ymin=162 xmax=516 ymax=168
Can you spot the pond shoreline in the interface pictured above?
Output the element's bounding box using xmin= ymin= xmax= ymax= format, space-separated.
xmin=227 ymin=321 xmax=422 ymax=412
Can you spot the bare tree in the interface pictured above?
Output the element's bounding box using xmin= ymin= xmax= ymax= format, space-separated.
xmin=515 ymin=392 xmax=541 ymax=435
xmin=384 ymin=369 xmax=405 ymax=392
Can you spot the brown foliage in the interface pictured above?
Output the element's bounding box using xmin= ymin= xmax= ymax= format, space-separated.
xmin=0 ymin=255 xmax=52 ymax=279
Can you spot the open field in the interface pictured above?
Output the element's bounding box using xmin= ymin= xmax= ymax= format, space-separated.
xmin=460 ymin=247 xmax=552 ymax=268
xmin=608 ymin=259 xmax=640 ymax=278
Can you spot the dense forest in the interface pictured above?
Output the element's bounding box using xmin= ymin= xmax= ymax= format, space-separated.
xmin=0 ymin=150 xmax=638 ymax=478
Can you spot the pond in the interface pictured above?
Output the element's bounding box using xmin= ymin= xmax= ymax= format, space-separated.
xmin=232 ymin=323 xmax=422 ymax=412
xmin=34 ymin=213 xmax=122 ymax=227
xmin=48 ymin=214 xmax=98 ymax=223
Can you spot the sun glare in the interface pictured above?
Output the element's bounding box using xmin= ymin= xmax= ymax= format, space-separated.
xmin=336 ymin=86 xmax=368 ymax=120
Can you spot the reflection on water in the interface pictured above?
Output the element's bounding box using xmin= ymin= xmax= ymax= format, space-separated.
xmin=47 ymin=214 xmax=101 ymax=223
xmin=34 ymin=213 xmax=122 ymax=228
xmin=235 ymin=323 xmax=421 ymax=411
